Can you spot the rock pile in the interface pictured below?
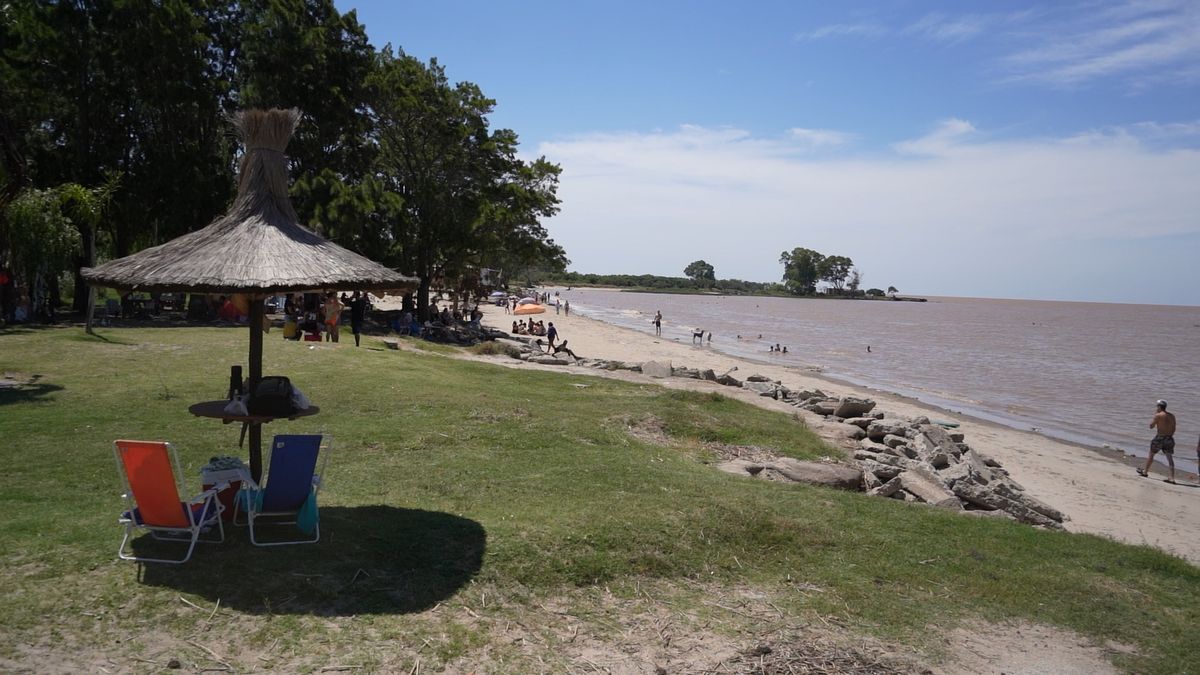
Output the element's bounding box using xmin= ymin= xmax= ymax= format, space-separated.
xmin=494 ymin=338 xmax=1066 ymax=528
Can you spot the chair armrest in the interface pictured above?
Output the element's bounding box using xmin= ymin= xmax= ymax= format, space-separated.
xmin=239 ymin=476 xmax=262 ymax=491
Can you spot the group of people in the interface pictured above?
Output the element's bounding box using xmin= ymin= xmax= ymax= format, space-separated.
xmin=511 ymin=319 xmax=548 ymax=336
xmin=769 ymin=344 xmax=788 ymax=354
xmin=283 ymin=291 xmax=368 ymax=346
xmin=1139 ymin=400 xmax=1199 ymax=486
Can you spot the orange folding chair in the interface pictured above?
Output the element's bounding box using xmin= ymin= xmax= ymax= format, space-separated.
xmin=114 ymin=440 xmax=226 ymax=564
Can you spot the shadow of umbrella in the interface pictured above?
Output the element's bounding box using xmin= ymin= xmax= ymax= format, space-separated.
xmin=134 ymin=506 xmax=486 ymax=616
xmin=0 ymin=374 xmax=64 ymax=406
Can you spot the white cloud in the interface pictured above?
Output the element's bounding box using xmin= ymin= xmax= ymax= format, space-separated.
xmin=892 ymin=118 xmax=976 ymax=156
xmin=999 ymin=1 xmax=1200 ymax=87
xmin=536 ymin=122 xmax=1200 ymax=304
xmin=904 ymin=12 xmax=988 ymax=43
xmin=787 ymin=127 xmax=855 ymax=148
xmin=793 ymin=23 xmax=886 ymax=42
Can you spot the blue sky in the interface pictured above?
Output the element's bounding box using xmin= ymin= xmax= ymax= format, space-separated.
xmin=337 ymin=1 xmax=1200 ymax=305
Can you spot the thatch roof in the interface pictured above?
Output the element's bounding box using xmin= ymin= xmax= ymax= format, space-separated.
xmin=82 ymin=108 xmax=417 ymax=295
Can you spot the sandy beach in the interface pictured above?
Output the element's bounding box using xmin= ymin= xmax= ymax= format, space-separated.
xmin=478 ymin=297 xmax=1200 ymax=565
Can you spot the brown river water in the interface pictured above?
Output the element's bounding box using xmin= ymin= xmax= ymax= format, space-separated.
xmin=556 ymin=288 xmax=1200 ymax=470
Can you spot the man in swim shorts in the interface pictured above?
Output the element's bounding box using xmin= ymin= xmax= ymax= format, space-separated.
xmin=1138 ymin=399 xmax=1177 ymax=483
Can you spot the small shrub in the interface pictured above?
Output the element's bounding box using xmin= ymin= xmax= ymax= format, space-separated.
xmin=471 ymin=341 xmax=521 ymax=358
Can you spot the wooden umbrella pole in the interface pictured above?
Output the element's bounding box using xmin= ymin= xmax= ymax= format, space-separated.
xmin=248 ymin=298 xmax=264 ymax=482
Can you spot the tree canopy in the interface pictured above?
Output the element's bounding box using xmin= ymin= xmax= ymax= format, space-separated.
xmin=0 ymin=0 xmax=565 ymax=321
xmin=779 ymin=247 xmax=824 ymax=295
xmin=683 ymin=260 xmax=716 ymax=285
xmin=780 ymin=247 xmax=861 ymax=295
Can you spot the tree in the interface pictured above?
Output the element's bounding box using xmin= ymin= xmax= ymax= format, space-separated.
xmin=846 ymin=266 xmax=862 ymax=292
xmin=818 ymin=255 xmax=854 ymax=292
xmin=2 ymin=180 xmax=113 ymax=321
xmin=887 ymin=285 xmax=898 ymax=297
xmin=2 ymin=0 xmax=236 ymax=311
xmin=779 ymin=247 xmax=825 ymax=295
xmin=866 ymin=288 xmax=885 ymax=297
xmin=369 ymin=49 xmax=563 ymax=319
xmin=236 ymin=0 xmax=378 ymax=240
xmin=683 ymin=260 xmax=715 ymax=286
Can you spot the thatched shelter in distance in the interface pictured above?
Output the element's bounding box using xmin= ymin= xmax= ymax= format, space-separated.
xmin=83 ymin=108 xmax=417 ymax=479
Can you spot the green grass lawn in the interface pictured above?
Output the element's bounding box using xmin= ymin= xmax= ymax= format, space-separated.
xmin=1 ymin=325 xmax=1197 ymax=672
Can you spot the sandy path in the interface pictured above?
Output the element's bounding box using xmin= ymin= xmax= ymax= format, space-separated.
xmin=479 ymin=298 xmax=1198 ymax=565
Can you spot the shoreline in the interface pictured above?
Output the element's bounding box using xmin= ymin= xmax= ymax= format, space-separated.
xmin=562 ymin=295 xmax=1168 ymax=465
xmin=481 ymin=298 xmax=1200 ymax=565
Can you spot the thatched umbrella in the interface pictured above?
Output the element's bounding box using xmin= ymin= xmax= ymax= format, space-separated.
xmin=83 ymin=108 xmax=417 ymax=480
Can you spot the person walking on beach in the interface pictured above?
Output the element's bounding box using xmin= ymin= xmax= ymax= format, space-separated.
xmin=1138 ymin=400 xmax=1177 ymax=483
xmin=564 ymin=300 xmax=570 ymax=316
xmin=653 ymin=311 xmax=662 ymax=336
xmin=546 ymin=322 xmax=558 ymax=352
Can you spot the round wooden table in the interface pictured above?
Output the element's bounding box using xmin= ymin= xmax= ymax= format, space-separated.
xmin=188 ymin=401 xmax=320 ymax=481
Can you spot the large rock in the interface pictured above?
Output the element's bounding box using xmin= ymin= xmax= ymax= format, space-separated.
xmin=843 ymin=417 xmax=875 ymax=429
xmin=899 ymin=465 xmax=962 ymax=509
xmin=640 ymin=360 xmax=673 ymax=378
xmin=766 ymin=459 xmax=863 ymax=491
xmin=832 ymin=423 xmax=866 ymax=441
xmin=952 ymin=482 xmax=1062 ymax=528
xmin=961 ymin=449 xmax=996 ymax=485
xmin=867 ymin=421 xmax=907 ymax=441
xmin=699 ymin=369 xmax=717 ymax=381
xmin=716 ymin=459 xmax=765 ymax=478
xmin=859 ymin=439 xmax=892 ymax=454
xmin=990 ymin=480 xmax=1066 ymax=522
xmin=742 ymin=381 xmax=779 ymax=397
xmin=745 ymin=374 xmax=775 ymax=383
xmin=833 ymin=397 xmax=876 ymax=418
xmin=870 ymin=476 xmax=903 ymax=498
xmin=861 ymin=468 xmax=883 ymax=491
xmin=715 ymin=374 xmax=742 ymax=387
xmin=915 ymin=425 xmax=963 ymax=465
xmin=529 ymin=355 xmax=570 ymax=365
xmin=805 ymin=401 xmax=837 ymax=416
xmin=858 ymin=460 xmax=902 ymax=481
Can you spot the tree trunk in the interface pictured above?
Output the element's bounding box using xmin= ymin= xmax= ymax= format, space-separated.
xmin=73 ymin=223 xmax=95 ymax=313
xmin=82 ymin=223 xmax=97 ymax=334
xmin=417 ymin=275 xmax=431 ymax=322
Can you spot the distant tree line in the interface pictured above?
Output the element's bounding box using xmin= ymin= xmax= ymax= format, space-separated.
xmin=545 ymin=252 xmax=898 ymax=300
xmin=0 ymin=0 xmax=567 ymax=322
xmin=543 ymin=270 xmax=784 ymax=295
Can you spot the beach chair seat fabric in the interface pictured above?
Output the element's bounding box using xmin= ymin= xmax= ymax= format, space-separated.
xmin=235 ymin=434 xmax=326 ymax=546
xmin=114 ymin=440 xmax=225 ymax=564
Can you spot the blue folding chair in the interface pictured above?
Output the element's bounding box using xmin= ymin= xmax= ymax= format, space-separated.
xmin=234 ymin=434 xmax=328 ymax=546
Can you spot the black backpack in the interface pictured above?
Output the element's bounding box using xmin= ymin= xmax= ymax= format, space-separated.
xmin=247 ymin=376 xmax=295 ymax=416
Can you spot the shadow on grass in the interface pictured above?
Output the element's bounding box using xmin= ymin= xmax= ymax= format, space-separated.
xmin=0 ymin=375 xmax=63 ymax=406
xmin=135 ymin=505 xmax=486 ymax=615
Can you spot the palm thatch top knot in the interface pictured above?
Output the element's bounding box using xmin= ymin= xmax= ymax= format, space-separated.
xmin=233 ymin=108 xmax=300 ymax=152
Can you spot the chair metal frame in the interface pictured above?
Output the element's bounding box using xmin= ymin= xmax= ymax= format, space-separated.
xmin=114 ymin=440 xmax=226 ymax=564
xmin=233 ymin=435 xmax=330 ymax=546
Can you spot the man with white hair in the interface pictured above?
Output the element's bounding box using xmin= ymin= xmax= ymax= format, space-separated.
xmin=1138 ymin=400 xmax=1177 ymax=484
